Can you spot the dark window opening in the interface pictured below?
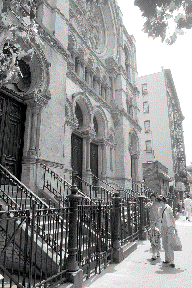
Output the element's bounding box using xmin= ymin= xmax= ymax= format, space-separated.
xmin=75 ymin=103 xmax=83 ymax=127
xmin=93 ymin=115 xmax=98 ymax=135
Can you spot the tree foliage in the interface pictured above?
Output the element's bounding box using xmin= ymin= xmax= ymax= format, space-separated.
xmin=134 ymin=0 xmax=192 ymax=44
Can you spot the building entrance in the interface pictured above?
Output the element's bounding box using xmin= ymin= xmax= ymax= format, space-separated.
xmin=0 ymin=90 xmax=26 ymax=179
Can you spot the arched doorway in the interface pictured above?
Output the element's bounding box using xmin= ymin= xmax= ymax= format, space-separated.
xmin=0 ymin=90 xmax=26 ymax=179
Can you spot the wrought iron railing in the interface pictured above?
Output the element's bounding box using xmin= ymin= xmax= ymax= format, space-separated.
xmin=40 ymin=163 xmax=94 ymax=204
xmin=91 ymin=172 xmax=128 ymax=194
xmin=0 ymin=190 xmax=150 ymax=287
xmin=120 ymin=198 xmax=140 ymax=244
xmin=74 ymin=174 xmax=114 ymax=204
xmin=77 ymin=201 xmax=113 ymax=278
xmin=41 ymin=163 xmax=114 ymax=204
xmin=0 ymin=163 xmax=151 ymax=286
xmin=0 ymin=164 xmax=49 ymax=210
xmin=0 ymin=164 xmax=66 ymax=262
xmin=91 ymin=173 xmax=149 ymax=199
xmin=0 ymin=206 xmax=69 ymax=288
xmin=120 ymin=196 xmax=150 ymax=245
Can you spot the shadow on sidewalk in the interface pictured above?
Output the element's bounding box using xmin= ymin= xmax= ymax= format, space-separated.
xmin=146 ymin=257 xmax=162 ymax=265
xmin=155 ymin=266 xmax=185 ymax=274
xmin=83 ymin=263 xmax=119 ymax=287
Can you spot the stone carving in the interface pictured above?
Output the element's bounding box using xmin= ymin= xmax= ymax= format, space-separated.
xmin=0 ymin=41 xmax=33 ymax=89
xmin=70 ymin=0 xmax=106 ymax=53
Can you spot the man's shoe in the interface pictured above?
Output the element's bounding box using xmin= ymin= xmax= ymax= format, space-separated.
xmin=170 ymin=263 xmax=175 ymax=268
xmin=163 ymin=261 xmax=169 ymax=264
xmin=151 ymin=257 xmax=157 ymax=261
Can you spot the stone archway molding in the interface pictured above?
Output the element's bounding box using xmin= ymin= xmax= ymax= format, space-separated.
xmin=0 ymin=22 xmax=51 ymax=107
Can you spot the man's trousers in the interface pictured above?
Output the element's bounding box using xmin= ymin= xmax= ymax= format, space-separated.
xmin=161 ymin=226 xmax=175 ymax=263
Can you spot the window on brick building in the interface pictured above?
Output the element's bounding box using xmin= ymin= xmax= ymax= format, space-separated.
xmin=143 ymin=101 xmax=149 ymax=113
xmin=142 ymin=83 xmax=148 ymax=96
xmin=145 ymin=140 xmax=152 ymax=153
xmin=144 ymin=120 xmax=150 ymax=133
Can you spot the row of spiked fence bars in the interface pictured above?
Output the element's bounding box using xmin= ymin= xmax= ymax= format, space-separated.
xmin=0 ymin=163 xmax=151 ymax=287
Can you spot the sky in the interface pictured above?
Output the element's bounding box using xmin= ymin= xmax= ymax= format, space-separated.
xmin=117 ymin=0 xmax=192 ymax=166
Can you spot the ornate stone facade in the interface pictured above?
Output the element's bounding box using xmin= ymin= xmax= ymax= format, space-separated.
xmin=0 ymin=0 xmax=142 ymax=192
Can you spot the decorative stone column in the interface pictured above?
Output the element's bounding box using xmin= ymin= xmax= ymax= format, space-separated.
xmin=21 ymin=101 xmax=42 ymax=191
xmin=82 ymin=130 xmax=95 ymax=194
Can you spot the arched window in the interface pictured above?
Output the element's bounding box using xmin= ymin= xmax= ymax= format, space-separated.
xmin=16 ymin=59 xmax=31 ymax=91
xmin=93 ymin=115 xmax=98 ymax=135
xmin=75 ymin=57 xmax=81 ymax=75
xmin=75 ymin=103 xmax=83 ymax=127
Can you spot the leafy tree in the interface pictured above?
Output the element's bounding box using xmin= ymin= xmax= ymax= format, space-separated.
xmin=134 ymin=0 xmax=192 ymax=44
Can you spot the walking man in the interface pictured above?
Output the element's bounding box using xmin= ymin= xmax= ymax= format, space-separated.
xmin=157 ymin=196 xmax=176 ymax=268
xmin=184 ymin=195 xmax=192 ymax=221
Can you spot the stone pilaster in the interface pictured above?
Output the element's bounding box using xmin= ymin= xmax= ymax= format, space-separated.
xmin=21 ymin=102 xmax=42 ymax=192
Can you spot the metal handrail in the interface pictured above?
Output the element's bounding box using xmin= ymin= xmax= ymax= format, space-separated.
xmin=0 ymin=164 xmax=49 ymax=209
xmin=40 ymin=163 xmax=95 ymax=204
xmin=73 ymin=173 xmax=115 ymax=204
xmin=0 ymin=164 xmax=66 ymax=255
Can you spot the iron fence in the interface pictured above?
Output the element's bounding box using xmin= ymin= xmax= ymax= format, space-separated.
xmin=40 ymin=164 xmax=94 ymax=205
xmin=120 ymin=198 xmax=140 ymax=244
xmin=0 ymin=205 xmax=69 ymax=288
xmin=77 ymin=201 xmax=113 ymax=278
xmin=0 ymin=164 xmax=48 ymax=210
xmin=0 ymin=163 xmax=151 ymax=287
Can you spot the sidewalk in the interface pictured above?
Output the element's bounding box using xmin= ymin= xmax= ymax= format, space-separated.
xmin=83 ymin=215 xmax=192 ymax=288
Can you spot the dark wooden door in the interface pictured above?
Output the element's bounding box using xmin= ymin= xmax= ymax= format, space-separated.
xmin=0 ymin=91 xmax=26 ymax=179
xmin=71 ymin=133 xmax=83 ymax=189
xmin=90 ymin=143 xmax=98 ymax=187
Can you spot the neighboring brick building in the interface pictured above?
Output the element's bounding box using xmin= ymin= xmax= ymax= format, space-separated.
xmin=0 ymin=0 xmax=143 ymax=194
xmin=143 ymin=161 xmax=172 ymax=196
xmin=137 ymin=69 xmax=187 ymax=191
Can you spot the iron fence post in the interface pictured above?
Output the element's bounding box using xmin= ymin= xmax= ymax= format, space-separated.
xmin=66 ymin=185 xmax=83 ymax=288
xmin=138 ymin=195 xmax=147 ymax=240
xmin=111 ymin=192 xmax=124 ymax=263
xmin=28 ymin=203 xmax=36 ymax=288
